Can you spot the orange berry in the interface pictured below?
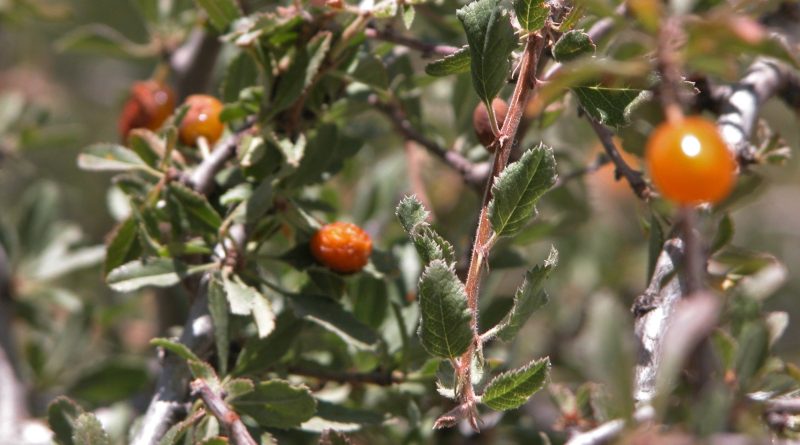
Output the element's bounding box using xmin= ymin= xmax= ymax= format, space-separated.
xmin=473 ymin=98 xmax=508 ymax=151
xmin=310 ymin=222 xmax=373 ymax=274
xmin=178 ymin=94 xmax=224 ymax=147
xmin=118 ymin=80 xmax=175 ymax=139
xmin=645 ymin=116 xmax=736 ymax=205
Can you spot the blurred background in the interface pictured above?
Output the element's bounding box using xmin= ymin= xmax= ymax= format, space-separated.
xmin=2 ymin=0 xmax=799 ymax=441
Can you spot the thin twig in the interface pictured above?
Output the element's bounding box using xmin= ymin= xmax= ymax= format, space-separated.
xmin=364 ymin=26 xmax=459 ymax=57
xmin=586 ymin=117 xmax=651 ymax=199
xmin=191 ymin=379 xmax=258 ymax=445
xmin=370 ymin=95 xmax=490 ymax=190
xmin=287 ymin=366 xmax=404 ymax=386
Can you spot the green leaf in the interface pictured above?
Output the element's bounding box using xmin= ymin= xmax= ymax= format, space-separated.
xmin=223 ymin=378 xmax=255 ymax=401
xmin=127 ymin=129 xmax=163 ymax=167
xmin=552 ymin=30 xmax=595 ymax=62
xmin=189 ymin=360 xmax=220 ymax=387
xmin=150 ymin=337 xmax=202 ymax=363
xmin=222 ymin=52 xmax=260 ymax=103
xmin=395 ymin=196 xmax=456 ymax=264
xmin=222 ymin=275 xmax=275 ymax=338
xmin=734 ymin=321 xmax=770 ymax=389
xmin=48 ymin=396 xmax=84 ymax=445
xmin=56 ymin=24 xmax=153 ymax=58
xmin=489 ymin=246 xmax=557 ymax=341
xmin=231 ymin=380 xmax=317 ymax=429
xmin=300 ymin=401 xmax=385 ymax=432
xmin=481 ymin=357 xmax=550 ymax=411
xmin=168 ymin=182 xmax=223 ymax=232
xmin=424 ymin=46 xmax=471 ymax=77
xmin=289 ymin=294 xmax=379 ymax=350
xmin=195 ymin=0 xmax=241 ymax=32
xmin=106 ymin=259 xmax=214 ymax=292
xmin=209 ymin=275 xmax=230 ymax=375
xmin=72 ymin=413 xmax=111 ymax=445
xmin=78 ymin=143 xmax=149 ymax=172
xmin=573 ymin=86 xmax=651 ymax=127
xmin=417 ymin=260 xmax=473 ymax=358
xmin=69 ymin=360 xmax=148 ymax=404
xmin=513 ymin=0 xmax=549 ymax=32
xmin=457 ymin=0 xmax=517 ymax=102
xmin=488 ymin=144 xmax=557 ymax=237
xmin=234 ymin=313 xmax=302 ymax=375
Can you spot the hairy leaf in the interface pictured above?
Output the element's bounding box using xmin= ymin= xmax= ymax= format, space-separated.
xmin=417 ymin=260 xmax=473 ymax=358
xmin=573 ymin=86 xmax=651 ymax=127
xmin=48 ymin=396 xmax=83 ymax=445
xmin=552 ymin=30 xmax=595 ymax=62
xmin=488 ymin=144 xmax=557 ymax=237
xmin=457 ymin=0 xmax=517 ymax=102
xmin=72 ymin=413 xmax=111 ymax=445
xmin=513 ymin=0 xmax=549 ymax=32
xmin=425 ymin=46 xmax=471 ymax=77
xmin=481 ymin=357 xmax=550 ymax=410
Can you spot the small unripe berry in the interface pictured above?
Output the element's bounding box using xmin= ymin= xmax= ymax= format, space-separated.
xmin=472 ymin=98 xmax=508 ymax=151
xmin=178 ymin=94 xmax=224 ymax=147
xmin=118 ymin=80 xmax=175 ymax=139
xmin=645 ymin=116 xmax=736 ymax=205
xmin=310 ymin=222 xmax=373 ymax=274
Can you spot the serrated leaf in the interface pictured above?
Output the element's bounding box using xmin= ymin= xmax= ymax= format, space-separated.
xmin=223 ymin=378 xmax=255 ymax=401
xmin=72 ymin=413 xmax=111 ymax=445
xmin=490 ymin=246 xmax=557 ymax=341
xmin=209 ymin=275 xmax=230 ymax=375
xmin=425 ymin=46 xmax=471 ymax=77
xmin=513 ymin=0 xmax=549 ymax=32
xmin=106 ymin=259 xmax=214 ymax=292
xmin=396 ymin=196 xmax=455 ymax=264
xmin=195 ymin=0 xmax=241 ymax=32
xmin=417 ymin=260 xmax=473 ymax=358
xmin=169 ymin=182 xmax=223 ymax=232
xmin=289 ymin=294 xmax=379 ymax=350
xmin=552 ymin=30 xmax=595 ymax=62
xmin=573 ymin=86 xmax=651 ymax=127
xmin=150 ymin=337 xmax=202 ymax=363
xmin=457 ymin=0 xmax=517 ymax=102
xmin=48 ymin=396 xmax=83 ymax=445
xmin=231 ymin=380 xmax=317 ymax=429
xmin=78 ymin=143 xmax=148 ymax=172
xmin=488 ymin=144 xmax=557 ymax=237
xmin=189 ymin=360 xmax=220 ymax=387
xmin=481 ymin=357 xmax=550 ymax=410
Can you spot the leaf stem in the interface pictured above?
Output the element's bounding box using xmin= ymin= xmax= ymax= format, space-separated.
xmin=191 ymin=379 xmax=258 ymax=445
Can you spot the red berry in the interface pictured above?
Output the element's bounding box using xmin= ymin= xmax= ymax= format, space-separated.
xmin=645 ymin=116 xmax=736 ymax=205
xmin=473 ymin=98 xmax=508 ymax=151
xmin=310 ymin=222 xmax=373 ymax=274
xmin=118 ymin=80 xmax=175 ymax=139
xmin=178 ymin=95 xmax=224 ymax=147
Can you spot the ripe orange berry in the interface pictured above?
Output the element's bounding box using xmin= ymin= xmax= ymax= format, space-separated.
xmin=310 ymin=222 xmax=373 ymax=274
xmin=178 ymin=94 xmax=224 ymax=147
xmin=473 ymin=98 xmax=508 ymax=151
xmin=645 ymin=116 xmax=736 ymax=205
xmin=118 ymin=80 xmax=175 ymax=139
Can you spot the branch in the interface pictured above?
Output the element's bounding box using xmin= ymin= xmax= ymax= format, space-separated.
xmin=364 ymin=26 xmax=459 ymax=57
xmin=287 ymin=366 xmax=404 ymax=386
xmin=586 ymin=117 xmax=651 ymax=199
xmin=170 ymin=29 xmax=222 ymax=101
xmin=370 ymin=95 xmax=490 ymax=189
xmin=191 ymin=379 xmax=257 ymax=445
